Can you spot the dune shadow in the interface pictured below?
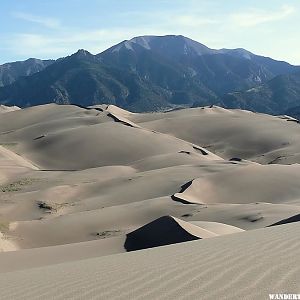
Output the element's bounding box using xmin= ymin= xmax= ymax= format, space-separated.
xmin=124 ymin=216 xmax=199 ymax=252
xmin=268 ymin=214 xmax=300 ymax=227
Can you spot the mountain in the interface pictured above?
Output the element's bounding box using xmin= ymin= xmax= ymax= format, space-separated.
xmin=100 ymin=35 xmax=299 ymax=96
xmin=0 ymin=35 xmax=299 ymax=112
xmin=222 ymin=72 xmax=300 ymax=115
xmin=0 ymin=49 xmax=204 ymax=110
xmin=0 ymin=58 xmax=54 ymax=87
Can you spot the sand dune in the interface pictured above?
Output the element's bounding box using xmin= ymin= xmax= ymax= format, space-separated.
xmin=125 ymin=215 xmax=245 ymax=251
xmin=173 ymin=164 xmax=300 ymax=205
xmin=130 ymin=106 xmax=300 ymax=164
xmin=0 ymin=104 xmax=299 ymax=298
xmin=0 ymin=104 xmax=220 ymax=170
xmin=0 ymin=218 xmax=243 ymax=273
xmin=0 ymin=223 xmax=298 ymax=299
xmin=0 ymin=236 xmax=126 ymax=273
xmin=3 ymin=161 xmax=265 ymax=249
xmin=269 ymin=213 xmax=300 ymax=227
xmin=0 ymin=145 xmax=38 ymax=171
xmin=190 ymin=221 xmax=244 ymax=235
xmin=125 ymin=216 xmax=212 ymax=251
xmin=0 ymin=104 xmax=299 ymax=251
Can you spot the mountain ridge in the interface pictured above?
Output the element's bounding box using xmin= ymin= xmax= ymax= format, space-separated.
xmin=0 ymin=58 xmax=54 ymax=87
xmin=0 ymin=35 xmax=299 ymax=112
xmin=222 ymin=71 xmax=300 ymax=114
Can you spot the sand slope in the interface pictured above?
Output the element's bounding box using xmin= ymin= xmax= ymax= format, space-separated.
xmin=125 ymin=216 xmax=211 ymax=251
xmin=173 ymin=164 xmax=300 ymax=205
xmin=125 ymin=215 xmax=245 ymax=251
xmin=0 ymin=104 xmax=299 ymax=258
xmin=0 ymin=217 xmax=243 ymax=273
xmin=0 ymin=104 xmax=219 ymax=170
xmin=0 ymin=223 xmax=298 ymax=299
xmin=0 ymin=104 xmax=299 ymax=298
xmin=130 ymin=106 xmax=300 ymax=164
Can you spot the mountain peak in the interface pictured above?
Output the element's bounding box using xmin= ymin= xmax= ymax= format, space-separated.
xmin=73 ymin=49 xmax=93 ymax=57
xmin=107 ymin=34 xmax=214 ymax=58
xmin=219 ymin=48 xmax=254 ymax=60
xmin=129 ymin=35 xmax=212 ymax=52
xmin=68 ymin=49 xmax=97 ymax=63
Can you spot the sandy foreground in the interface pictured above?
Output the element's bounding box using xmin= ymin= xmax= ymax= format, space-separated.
xmin=0 ymin=104 xmax=299 ymax=298
xmin=0 ymin=223 xmax=299 ymax=299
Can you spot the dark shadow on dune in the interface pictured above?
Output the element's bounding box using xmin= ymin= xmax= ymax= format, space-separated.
xmin=240 ymin=213 xmax=264 ymax=223
xmin=181 ymin=213 xmax=193 ymax=218
xmin=229 ymin=157 xmax=242 ymax=162
xmin=106 ymin=113 xmax=135 ymax=128
xmin=39 ymin=169 xmax=79 ymax=172
xmin=171 ymin=180 xmax=196 ymax=204
xmin=193 ymin=146 xmax=208 ymax=155
xmin=0 ymin=130 xmax=16 ymax=135
xmin=70 ymin=104 xmax=104 ymax=112
xmin=70 ymin=103 xmax=89 ymax=110
xmin=124 ymin=216 xmax=200 ymax=251
xmin=178 ymin=180 xmax=193 ymax=193
xmin=171 ymin=195 xmax=194 ymax=204
xmin=179 ymin=150 xmax=191 ymax=155
xmin=93 ymin=107 xmax=104 ymax=112
xmin=268 ymin=156 xmax=285 ymax=164
xmin=286 ymin=119 xmax=300 ymax=124
xmin=268 ymin=214 xmax=300 ymax=227
xmin=163 ymin=107 xmax=185 ymax=113
xmin=33 ymin=135 xmax=45 ymax=140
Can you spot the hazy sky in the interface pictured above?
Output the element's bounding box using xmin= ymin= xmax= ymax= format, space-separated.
xmin=1 ymin=0 xmax=299 ymax=64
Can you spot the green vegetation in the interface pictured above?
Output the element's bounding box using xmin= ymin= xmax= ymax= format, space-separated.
xmin=0 ymin=220 xmax=9 ymax=232
xmin=0 ymin=143 xmax=18 ymax=147
xmin=1 ymin=178 xmax=38 ymax=193
xmin=37 ymin=201 xmax=72 ymax=214
xmin=0 ymin=143 xmax=19 ymax=154
xmin=94 ymin=230 xmax=120 ymax=238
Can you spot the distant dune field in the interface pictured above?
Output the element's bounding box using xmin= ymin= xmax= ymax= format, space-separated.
xmin=0 ymin=104 xmax=299 ymax=298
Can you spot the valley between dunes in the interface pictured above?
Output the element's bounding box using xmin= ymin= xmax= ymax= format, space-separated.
xmin=0 ymin=104 xmax=299 ymax=299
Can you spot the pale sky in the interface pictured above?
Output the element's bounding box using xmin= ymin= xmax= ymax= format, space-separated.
xmin=1 ymin=0 xmax=299 ymax=64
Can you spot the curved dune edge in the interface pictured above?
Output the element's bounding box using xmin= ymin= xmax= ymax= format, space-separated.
xmin=268 ymin=213 xmax=300 ymax=227
xmin=124 ymin=216 xmax=201 ymax=251
xmin=0 ymin=145 xmax=39 ymax=171
xmin=102 ymin=105 xmax=221 ymax=160
xmin=190 ymin=221 xmax=245 ymax=235
xmin=89 ymin=104 xmax=134 ymax=118
xmin=172 ymin=164 xmax=300 ymax=205
xmin=172 ymin=179 xmax=203 ymax=204
xmin=172 ymin=192 xmax=200 ymax=205
xmin=105 ymin=110 xmax=142 ymax=129
xmin=100 ymin=104 xmax=222 ymax=161
xmin=124 ymin=216 xmax=244 ymax=251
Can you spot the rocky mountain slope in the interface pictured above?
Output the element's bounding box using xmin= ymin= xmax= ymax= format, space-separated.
xmin=0 ymin=35 xmax=298 ymax=112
